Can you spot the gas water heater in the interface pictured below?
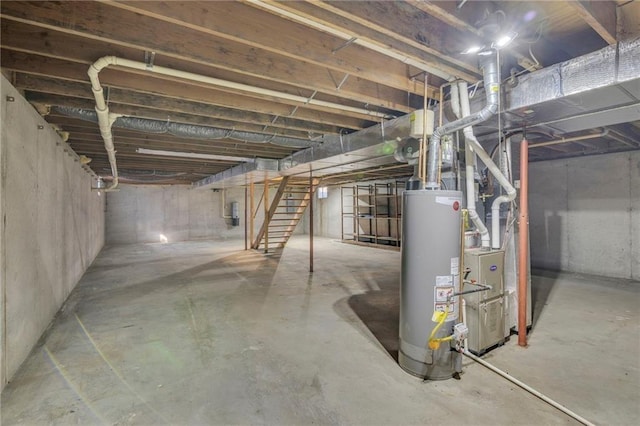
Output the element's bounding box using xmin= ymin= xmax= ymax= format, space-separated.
xmin=399 ymin=189 xmax=464 ymax=379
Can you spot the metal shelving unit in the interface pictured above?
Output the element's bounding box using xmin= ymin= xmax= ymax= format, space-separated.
xmin=341 ymin=181 xmax=404 ymax=248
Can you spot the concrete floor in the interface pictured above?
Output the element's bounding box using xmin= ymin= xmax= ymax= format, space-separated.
xmin=2 ymin=236 xmax=639 ymax=425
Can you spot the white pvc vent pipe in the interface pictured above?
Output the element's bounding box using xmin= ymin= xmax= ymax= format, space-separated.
xmin=456 ymin=81 xmax=489 ymax=248
xmin=88 ymin=59 xmax=121 ymax=191
xmin=92 ymin=56 xmax=388 ymax=119
xmin=458 ymin=81 xmax=516 ymax=249
xmin=87 ymin=55 xmax=392 ymax=191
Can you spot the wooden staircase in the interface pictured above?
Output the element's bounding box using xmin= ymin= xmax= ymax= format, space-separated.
xmin=252 ymin=176 xmax=321 ymax=252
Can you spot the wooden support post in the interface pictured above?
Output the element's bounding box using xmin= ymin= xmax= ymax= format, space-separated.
xmin=309 ymin=172 xmax=314 ymax=273
xmin=244 ymin=187 xmax=248 ymax=251
xmin=249 ymin=181 xmax=255 ymax=248
xmin=264 ymin=180 xmax=269 ymax=253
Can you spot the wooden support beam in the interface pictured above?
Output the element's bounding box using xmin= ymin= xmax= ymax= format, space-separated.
xmin=407 ymin=1 xmax=482 ymax=36
xmin=569 ymin=0 xmax=617 ymax=44
xmin=264 ymin=181 xmax=270 ymax=253
xmin=290 ymin=0 xmax=480 ymax=80
xmin=0 ymin=1 xmax=419 ymax=108
xmin=617 ymin=0 xmax=640 ymax=40
xmin=249 ymin=181 xmax=255 ymax=249
xmin=243 ymin=1 xmax=472 ymax=86
xmin=108 ymin=0 xmax=436 ymax=94
xmin=244 ymin=187 xmax=248 ymax=251
xmin=309 ymin=173 xmax=314 ymax=273
xmin=0 ymin=50 xmax=369 ymax=129
xmin=0 ymin=19 xmax=413 ymax=114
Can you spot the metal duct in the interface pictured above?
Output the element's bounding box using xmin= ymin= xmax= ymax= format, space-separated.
xmin=483 ymin=36 xmax=640 ymax=135
xmin=195 ymin=39 xmax=639 ymax=190
xmin=52 ymin=106 xmax=316 ymax=148
xmin=194 ymin=111 xmax=425 ymax=189
xmin=425 ymin=52 xmax=499 ymax=189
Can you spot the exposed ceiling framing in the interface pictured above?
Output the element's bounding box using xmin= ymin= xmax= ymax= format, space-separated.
xmin=1 ymin=1 xmax=638 ymax=185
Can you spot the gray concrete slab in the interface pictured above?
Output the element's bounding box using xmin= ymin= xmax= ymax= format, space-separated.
xmin=2 ymin=237 xmax=638 ymax=425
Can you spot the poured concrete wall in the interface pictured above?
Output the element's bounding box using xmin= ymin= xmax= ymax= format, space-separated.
xmin=0 ymin=76 xmax=105 ymax=390
xmin=314 ymin=180 xmax=404 ymax=241
xmin=106 ymin=185 xmax=260 ymax=245
xmin=314 ymin=184 xmax=342 ymax=239
xmin=530 ymin=151 xmax=640 ymax=280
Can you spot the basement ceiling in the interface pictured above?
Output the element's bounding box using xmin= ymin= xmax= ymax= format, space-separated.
xmin=1 ymin=1 xmax=639 ymax=185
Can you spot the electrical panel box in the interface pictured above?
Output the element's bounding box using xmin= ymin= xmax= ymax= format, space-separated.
xmin=409 ymin=109 xmax=434 ymax=138
xmin=463 ymin=249 xmax=505 ymax=354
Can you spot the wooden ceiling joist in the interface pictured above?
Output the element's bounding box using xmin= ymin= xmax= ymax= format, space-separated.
xmin=105 ymin=0 xmax=434 ymax=94
xmin=2 ymin=1 xmax=634 ymax=183
xmin=15 ymin=74 xmax=368 ymax=131
xmin=569 ymin=0 xmax=618 ymax=44
xmin=0 ymin=50 xmax=387 ymax=125
xmin=265 ymin=0 xmax=480 ymax=80
xmin=0 ymin=1 xmax=422 ymax=108
xmin=0 ymin=19 xmax=414 ymax=114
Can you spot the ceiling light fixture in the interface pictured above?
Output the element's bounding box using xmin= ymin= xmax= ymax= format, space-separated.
xmin=462 ymin=31 xmax=518 ymax=55
xmin=493 ymin=32 xmax=518 ymax=49
xmin=461 ymin=45 xmax=485 ymax=55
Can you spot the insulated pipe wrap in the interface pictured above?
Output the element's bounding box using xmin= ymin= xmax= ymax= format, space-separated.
xmin=53 ymin=106 xmax=314 ymax=147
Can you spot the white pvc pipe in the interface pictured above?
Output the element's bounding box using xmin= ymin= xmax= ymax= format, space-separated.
xmin=87 ymin=54 xmax=390 ymax=192
xmin=88 ymin=56 xmax=121 ymax=191
xmin=463 ymin=351 xmax=596 ymax=426
xmin=99 ymin=56 xmax=388 ymax=119
xmin=460 ymin=299 xmax=594 ymax=426
xmin=458 ymin=81 xmax=489 ymax=248
xmin=458 ymin=82 xmax=516 ymax=249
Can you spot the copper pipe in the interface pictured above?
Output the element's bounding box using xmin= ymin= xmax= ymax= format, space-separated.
xmin=518 ymin=138 xmax=529 ymax=347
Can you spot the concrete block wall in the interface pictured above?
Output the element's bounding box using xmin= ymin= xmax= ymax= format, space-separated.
xmin=0 ymin=76 xmax=105 ymax=391
xmin=530 ymin=151 xmax=640 ymax=280
xmin=106 ymin=185 xmax=264 ymax=245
